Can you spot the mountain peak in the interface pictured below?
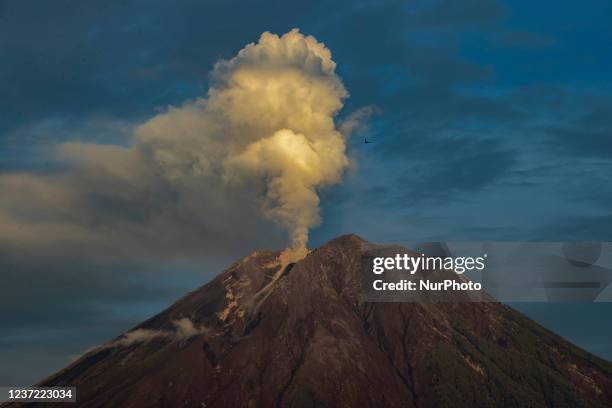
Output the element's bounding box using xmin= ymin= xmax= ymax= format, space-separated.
xmin=29 ymin=235 xmax=612 ymax=408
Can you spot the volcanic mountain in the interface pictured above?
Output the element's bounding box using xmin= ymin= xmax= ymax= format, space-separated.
xmin=19 ymin=235 xmax=612 ymax=407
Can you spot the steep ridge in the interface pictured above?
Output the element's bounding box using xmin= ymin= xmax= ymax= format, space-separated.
xmin=12 ymin=234 xmax=612 ymax=407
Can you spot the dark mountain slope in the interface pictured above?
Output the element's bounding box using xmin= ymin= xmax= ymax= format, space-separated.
xmin=14 ymin=235 xmax=612 ymax=407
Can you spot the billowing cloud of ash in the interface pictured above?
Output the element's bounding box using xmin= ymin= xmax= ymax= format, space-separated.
xmin=0 ymin=29 xmax=355 ymax=260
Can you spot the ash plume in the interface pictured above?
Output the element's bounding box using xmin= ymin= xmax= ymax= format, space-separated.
xmin=0 ymin=29 xmax=356 ymax=260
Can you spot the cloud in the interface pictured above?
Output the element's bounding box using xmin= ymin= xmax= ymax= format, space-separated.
xmin=106 ymin=318 xmax=207 ymax=348
xmin=112 ymin=328 xmax=169 ymax=347
xmin=0 ymin=29 xmax=355 ymax=261
xmin=172 ymin=317 xmax=209 ymax=339
xmin=68 ymin=318 xmax=208 ymax=363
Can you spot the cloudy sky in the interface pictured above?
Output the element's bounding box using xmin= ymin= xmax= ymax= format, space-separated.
xmin=1 ymin=0 xmax=612 ymax=385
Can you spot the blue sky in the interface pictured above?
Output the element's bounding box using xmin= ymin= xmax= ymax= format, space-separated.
xmin=1 ymin=0 xmax=612 ymax=385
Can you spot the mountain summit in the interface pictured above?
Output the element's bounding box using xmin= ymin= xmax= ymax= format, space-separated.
xmin=25 ymin=235 xmax=612 ymax=407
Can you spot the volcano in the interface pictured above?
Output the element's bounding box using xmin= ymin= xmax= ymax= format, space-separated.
xmin=20 ymin=235 xmax=612 ymax=407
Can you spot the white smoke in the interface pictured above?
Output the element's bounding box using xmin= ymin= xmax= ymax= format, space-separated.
xmin=137 ymin=28 xmax=349 ymax=257
xmin=112 ymin=318 xmax=208 ymax=346
xmin=172 ymin=317 xmax=209 ymax=338
xmin=113 ymin=328 xmax=170 ymax=347
xmin=0 ymin=29 xmax=355 ymax=259
xmin=72 ymin=318 xmax=209 ymax=359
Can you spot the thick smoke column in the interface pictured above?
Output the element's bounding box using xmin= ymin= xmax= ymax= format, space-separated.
xmin=0 ymin=29 xmax=352 ymax=260
xmin=138 ymin=29 xmax=349 ymax=258
xmin=219 ymin=30 xmax=349 ymax=256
